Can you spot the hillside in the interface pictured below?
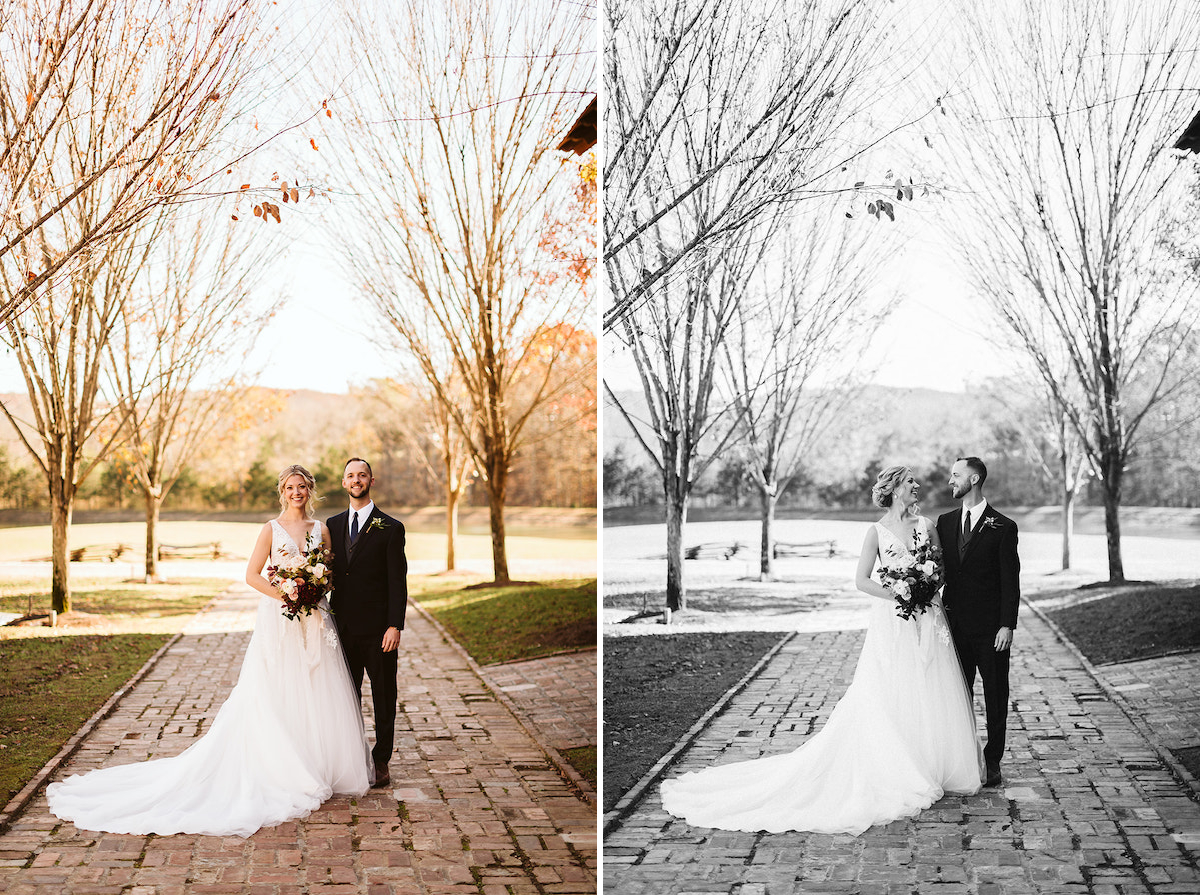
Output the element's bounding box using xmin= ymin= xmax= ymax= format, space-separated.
xmin=605 ymin=384 xmax=989 ymax=483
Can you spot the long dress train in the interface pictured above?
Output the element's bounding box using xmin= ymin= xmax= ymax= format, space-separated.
xmin=659 ymin=519 xmax=983 ymax=835
xmin=47 ymin=520 xmax=372 ymax=837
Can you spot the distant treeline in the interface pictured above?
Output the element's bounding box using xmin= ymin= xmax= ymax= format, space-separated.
xmin=0 ymin=383 xmax=596 ymax=512
xmin=604 ymin=383 xmax=1200 ymax=511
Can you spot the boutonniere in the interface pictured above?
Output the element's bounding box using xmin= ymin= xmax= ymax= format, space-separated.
xmin=367 ymin=517 xmax=389 ymax=533
xmin=980 ymin=516 xmax=1002 ymax=531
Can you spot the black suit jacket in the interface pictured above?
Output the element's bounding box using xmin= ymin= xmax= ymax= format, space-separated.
xmin=936 ymin=503 xmax=1020 ymax=639
xmin=326 ymin=506 xmax=408 ymax=636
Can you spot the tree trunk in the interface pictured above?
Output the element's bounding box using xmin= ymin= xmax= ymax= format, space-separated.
xmin=144 ymin=489 xmax=162 ymax=582
xmin=445 ymin=485 xmax=460 ymax=572
xmin=758 ymin=485 xmax=777 ymax=580
xmin=1060 ymin=483 xmax=1075 ymax=571
xmin=487 ymin=467 xmax=510 ymax=585
xmin=1058 ymin=447 xmax=1073 ymax=571
xmin=665 ymin=484 xmax=688 ymax=612
xmin=1101 ymin=474 xmax=1125 ymax=583
xmin=50 ymin=484 xmax=73 ymax=614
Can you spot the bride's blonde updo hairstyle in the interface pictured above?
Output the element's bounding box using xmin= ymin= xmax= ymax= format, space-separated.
xmin=277 ymin=464 xmax=321 ymax=517
xmin=871 ymin=465 xmax=911 ymax=508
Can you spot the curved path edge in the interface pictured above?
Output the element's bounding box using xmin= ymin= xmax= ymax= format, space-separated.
xmin=410 ymin=598 xmax=598 ymax=806
xmin=0 ymin=586 xmax=233 ymax=834
xmin=602 ymin=631 xmax=797 ymax=836
xmin=1026 ymin=599 xmax=1200 ymax=799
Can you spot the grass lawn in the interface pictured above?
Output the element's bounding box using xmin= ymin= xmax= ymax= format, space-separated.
xmin=561 ymin=745 xmax=596 ymax=789
xmin=603 ymin=632 xmax=787 ymax=811
xmin=0 ymin=577 xmax=230 ymax=808
xmin=0 ymin=520 xmax=596 ymax=565
xmin=0 ymin=634 xmax=170 ymax=807
xmin=1042 ymin=580 xmax=1200 ymax=665
xmin=0 ymin=578 xmax=231 ymax=638
xmin=1173 ymin=746 xmax=1200 ymax=785
xmin=414 ymin=576 xmax=596 ymax=666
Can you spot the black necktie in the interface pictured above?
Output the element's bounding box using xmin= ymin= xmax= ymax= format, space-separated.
xmin=962 ymin=510 xmax=972 ymax=541
xmin=350 ymin=511 xmax=360 ymax=544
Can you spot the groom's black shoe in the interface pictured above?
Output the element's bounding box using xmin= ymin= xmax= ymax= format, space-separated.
xmin=371 ymin=763 xmax=391 ymax=789
xmin=984 ymin=763 xmax=1002 ymax=787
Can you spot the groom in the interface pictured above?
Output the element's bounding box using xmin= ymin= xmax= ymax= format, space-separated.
xmin=937 ymin=456 xmax=1020 ymax=788
xmin=328 ymin=457 xmax=408 ymax=789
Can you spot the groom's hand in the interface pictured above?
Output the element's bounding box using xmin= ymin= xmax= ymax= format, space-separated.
xmin=994 ymin=626 xmax=1013 ymax=651
xmin=382 ymin=626 xmax=402 ymax=652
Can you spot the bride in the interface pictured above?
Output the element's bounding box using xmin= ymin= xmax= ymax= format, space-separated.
xmin=47 ymin=464 xmax=373 ymax=837
xmin=660 ymin=465 xmax=982 ymax=835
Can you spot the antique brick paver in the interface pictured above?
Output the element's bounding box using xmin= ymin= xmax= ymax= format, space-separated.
xmin=604 ymin=611 xmax=1200 ymax=895
xmin=0 ymin=585 xmax=596 ymax=894
xmin=479 ymin=652 xmax=596 ymax=753
xmin=1093 ymin=653 xmax=1200 ymax=755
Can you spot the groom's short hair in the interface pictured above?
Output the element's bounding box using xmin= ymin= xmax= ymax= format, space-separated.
xmin=958 ymin=456 xmax=987 ymax=486
xmin=344 ymin=457 xmax=373 ymax=477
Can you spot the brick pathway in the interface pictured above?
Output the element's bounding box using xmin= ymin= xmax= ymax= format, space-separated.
xmin=0 ymin=585 xmax=596 ymax=895
xmin=604 ymin=611 xmax=1200 ymax=895
xmin=480 ymin=653 xmax=596 ymax=754
xmin=1093 ymin=653 xmax=1200 ymax=755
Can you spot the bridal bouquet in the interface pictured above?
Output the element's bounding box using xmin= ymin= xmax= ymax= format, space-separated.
xmin=878 ymin=533 xmax=944 ymax=621
xmin=267 ymin=539 xmax=333 ymax=621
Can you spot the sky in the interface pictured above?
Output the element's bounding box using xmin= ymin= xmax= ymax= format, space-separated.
xmin=602 ymin=204 xmax=1014 ymax=398
xmin=0 ymin=0 xmax=1141 ymax=399
xmin=0 ymin=0 xmax=580 ymax=398
xmin=0 ymin=163 xmax=396 ymax=397
xmin=600 ymin=0 xmax=1022 ymax=398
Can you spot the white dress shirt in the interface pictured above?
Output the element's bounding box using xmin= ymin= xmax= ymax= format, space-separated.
xmin=349 ymin=500 xmax=375 ymax=537
xmin=961 ymin=497 xmax=988 ymax=533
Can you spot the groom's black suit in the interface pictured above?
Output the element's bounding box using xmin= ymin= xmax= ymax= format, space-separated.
xmin=327 ymin=506 xmax=408 ymax=769
xmin=937 ymin=504 xmax=1020 ymax=770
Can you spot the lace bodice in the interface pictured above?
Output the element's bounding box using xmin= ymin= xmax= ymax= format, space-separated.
xmin=874 ymin=518 xmax=930 ymax=562
xmin=270 ymin=519 xmax=321 ymax=564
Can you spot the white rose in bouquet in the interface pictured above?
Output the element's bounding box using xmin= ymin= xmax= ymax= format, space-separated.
xmin=310 ymin=562 xmax=327 ymax=578
xmin=279 ymin=578 xmax=297 ymax=595
xmin=920 ymin=560 xmax=937 ymax=577
xmin=892 ymin=579 xmax=911 ymax=597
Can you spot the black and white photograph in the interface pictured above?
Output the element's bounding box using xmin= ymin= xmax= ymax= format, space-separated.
xmin=603 ymin=0 xmax=1200 ymax=892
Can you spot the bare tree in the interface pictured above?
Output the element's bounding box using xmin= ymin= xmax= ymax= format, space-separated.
xmin=0 ymin=0 xmax=303 ymax=323
xmin=370 ymin=378 xmax=476 ymax=572
xmin=946 ymin=0 xmax=1200 ymax=582
xmin=607 ymin=229 xmax=768 ymax=612
xmin=109 ymin=213 xmax=274 ymax=581
xmin=725 ymin=217 xmax=892 ymax=579
xmin=330 ymin=0 xmax=594 ymax=585
xmin=983 ymin=374 xmax=1091 ymax=571
xmin=0 ymin=0 xmax=295 ymax=611
xmin=0 ymin=222 xmax=145 ymax=613
xmin=605 ymin=0 xmax=914 ymax=610
xmin=604 ymin=0 xmax=929 ymax=333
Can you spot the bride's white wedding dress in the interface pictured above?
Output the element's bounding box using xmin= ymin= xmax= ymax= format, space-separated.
xmin=47 ymin=520 xmax=372 ymax=837
xmin=660 ymin=518 xmax=983 ymax=835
